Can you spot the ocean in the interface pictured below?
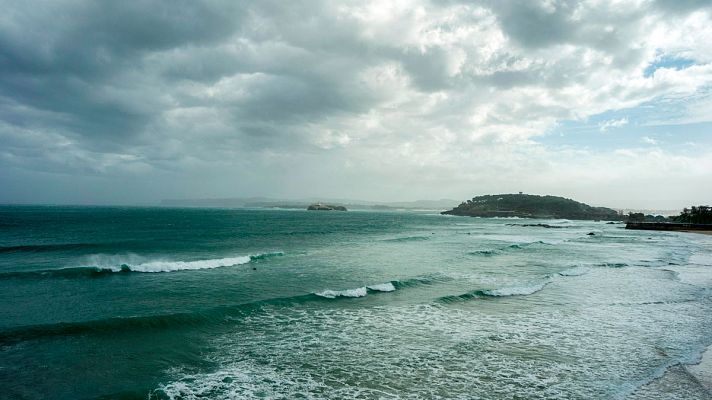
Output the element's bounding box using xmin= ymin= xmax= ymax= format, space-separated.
xmin=0 ymin=206 xmax=711 ymax=399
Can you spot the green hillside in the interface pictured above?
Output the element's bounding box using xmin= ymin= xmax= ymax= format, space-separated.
xmin=442 ymin=194 xmax=620 ymax=220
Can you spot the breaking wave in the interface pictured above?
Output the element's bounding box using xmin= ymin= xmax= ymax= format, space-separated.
xmin=0 ymin=252 xmax=284 ymax=279
xmin=123 ymin=256 xmax=253 ymax=273
xmin=314 ymin=282 xmax=398 ymax=299
xmin=313 ymin=273 xmax=451 ymax=298
xmin=249 ymin=252 xmax=284 ymax=261
xmin=315 ymin=287 xmax=368 ymax=299
xmin=83 ymin=252 xmax=284 ymax=273
xmin=367 ymin=282 xmax=396 ymax=292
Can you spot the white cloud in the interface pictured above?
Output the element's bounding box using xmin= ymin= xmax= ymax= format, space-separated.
xmin=641 ymin=136 xmax=658 ymax=145
xmin=0 ymin=0 xmax=711 ymax=207
xmin=599 ymin=117 xmax=629 ymax=131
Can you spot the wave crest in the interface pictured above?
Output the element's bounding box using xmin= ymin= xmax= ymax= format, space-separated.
xmin=367 ymin=282 xmax=396 ymax=292
xmin=126 ymin=256 xmax=252 ymax=273
xmin=315 ymin=287 xmax=368 ymax=299
xmin=439 ymin=281 xmax=549 ymax=303
xmin=249 ymin=252 xmax=284 ymax=261
xmin=314 ymin=281 xmax=399 ymax=299
xmin=0 ymin=252 xmax=284 ymax=279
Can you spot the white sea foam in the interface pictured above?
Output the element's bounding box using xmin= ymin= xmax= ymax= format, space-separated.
xmin=129 ymin=256 xmax=252 ymax=272
xmin=315 ymin=287 xmax=368 ymax=299
xmin=153 ymin=261 xmax=712 ymax=400
xmin=690 ymin=252 xmax=712 ymax=267
xmin=84 ymin=253 xmax=144 ymax=272
xmin=147 ymin=216 xmax=712 ymax=400
xmin=315 ymin=282 xmax=398 ymax=298
xmin=82 ymin=253 xmax=280 ymax=273
xmin=481 ymin=281 xmax=548 ymax=297
xmin=367 ymin=282 xmax=396 ymax=292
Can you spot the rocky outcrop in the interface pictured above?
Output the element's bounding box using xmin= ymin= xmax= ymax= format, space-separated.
xmin=307 ymin=204 xmax=347 ymax=211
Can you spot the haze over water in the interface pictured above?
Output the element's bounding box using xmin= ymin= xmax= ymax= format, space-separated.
xmin=1 ymin=206 xmax=711 ymax=399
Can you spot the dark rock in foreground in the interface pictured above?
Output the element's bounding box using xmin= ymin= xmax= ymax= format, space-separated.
xmin=442 ymin=194 xmax=620 ymax=220
xmin=307 ymin=204 xmax=347 ymax=211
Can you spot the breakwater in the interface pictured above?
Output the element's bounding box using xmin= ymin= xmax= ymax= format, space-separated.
xmin=626 ymin=222 xmax=712 ymax=231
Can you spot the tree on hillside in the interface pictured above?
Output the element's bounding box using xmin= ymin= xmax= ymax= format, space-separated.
xmin=673 ymin=206 xmax=712 ymax=224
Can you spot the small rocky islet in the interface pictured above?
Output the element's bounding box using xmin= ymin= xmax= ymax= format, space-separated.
xmin=307 ymin=203 xmax=347 ymax=211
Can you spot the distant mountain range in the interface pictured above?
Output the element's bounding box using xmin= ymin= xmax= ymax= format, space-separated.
xmin=159 ymin=197 xmax=460 ymax=211
xmin=442 ymin=194 xmax=621 ymax=220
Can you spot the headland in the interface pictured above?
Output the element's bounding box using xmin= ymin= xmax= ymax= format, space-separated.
xmin=442 ymin=194 xmax=620 ymax=220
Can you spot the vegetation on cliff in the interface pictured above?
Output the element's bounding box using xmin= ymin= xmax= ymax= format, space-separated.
xmin=672 ymin=205 xmax=712 ymax=224
xmin=625 ymin=212 xmax=669 ymax=223
xmin=442 ymin=194 xmax=620 ymax=220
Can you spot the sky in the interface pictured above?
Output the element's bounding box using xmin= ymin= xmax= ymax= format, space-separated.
xmin=1 ymin=0 xmax=711 ymax=209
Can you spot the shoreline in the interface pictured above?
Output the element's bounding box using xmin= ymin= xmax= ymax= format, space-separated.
xmin=686 ymin=345 xmax=712 ymax=392
xmin=630 ymin=345 xmax=712 ymax=398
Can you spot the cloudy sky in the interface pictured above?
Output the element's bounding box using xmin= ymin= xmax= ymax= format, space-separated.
xmin=1 ymin=0 xmax=711 ymax=209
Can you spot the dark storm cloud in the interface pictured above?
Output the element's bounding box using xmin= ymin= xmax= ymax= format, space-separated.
xmin=0 ymin=1 xmax=242 ymax=77
xmin=1 ymin=0 xmax=709 ymax=149
xmin=0 ymin=0 xmax=401 ymax=156
xmin=0 ymin=0 xmax=246 ymax=149
xmin=0 ymin=0 xmax=711 ymax=206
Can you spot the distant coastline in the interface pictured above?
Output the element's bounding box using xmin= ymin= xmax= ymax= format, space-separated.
xmin=159 ymin=197 xmax=458 ymax=211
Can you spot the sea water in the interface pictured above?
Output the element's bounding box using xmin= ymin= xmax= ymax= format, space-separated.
xmin=0 ymin=206 xmax=711 ymax=399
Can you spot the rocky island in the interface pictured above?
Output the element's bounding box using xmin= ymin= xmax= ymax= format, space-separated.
xmin=442 ymin=194 xmax=620 ymax=220
xmin=307 ymin=203 xmax=347 ymax=211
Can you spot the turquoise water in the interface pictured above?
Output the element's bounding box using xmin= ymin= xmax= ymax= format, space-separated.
xmin=1 ymin=206 xmax=711 ymax=399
